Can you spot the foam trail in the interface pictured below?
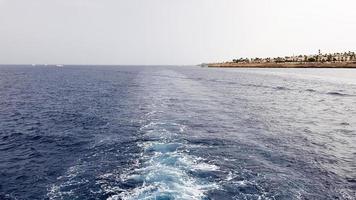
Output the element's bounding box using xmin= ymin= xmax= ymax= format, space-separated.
xmin=108 ymin=121 xmax=219 ymax=200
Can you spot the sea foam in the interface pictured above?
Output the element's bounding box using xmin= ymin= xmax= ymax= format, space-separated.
xmin=109 ymin=121 xmax=219 ymax=200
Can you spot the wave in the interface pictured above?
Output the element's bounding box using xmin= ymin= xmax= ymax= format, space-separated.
xmin=326 ymin=91 xmax=353 ymax=97
xmin=274 ymin=86 xmax=290 ymax=90
xmin=0 ymin=193 xmax=16 ymax=200
xmin=241 ymin=83 xmax=292 ymax=92
xmin=305 ymin=89 xmax=317 ymax=92
xmin=304 ymin=89 xmax=355 ymax=97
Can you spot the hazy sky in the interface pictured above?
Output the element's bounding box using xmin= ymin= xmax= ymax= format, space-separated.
xmin=0 ymin=0 xmax=355 ymax=65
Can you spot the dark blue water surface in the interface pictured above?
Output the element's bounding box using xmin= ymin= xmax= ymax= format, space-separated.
xmin=0 ymin=65 xmax=355 ymax=200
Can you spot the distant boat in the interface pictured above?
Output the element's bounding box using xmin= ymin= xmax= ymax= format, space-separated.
xmin=56 ymin=64 xmax=64 ymax=67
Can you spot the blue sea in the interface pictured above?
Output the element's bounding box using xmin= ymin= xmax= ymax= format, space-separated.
xmin=0 ymin=65 xmax=355 ymax=200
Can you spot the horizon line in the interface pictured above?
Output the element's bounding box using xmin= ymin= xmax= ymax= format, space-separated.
xmin=0 ymin=64 xmax=197 ymax=67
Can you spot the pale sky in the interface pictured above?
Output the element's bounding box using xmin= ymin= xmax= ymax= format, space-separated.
xmin=0 ymin=0 xmax=355 ymax=65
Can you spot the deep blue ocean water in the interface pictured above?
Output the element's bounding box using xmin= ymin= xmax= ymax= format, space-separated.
xmin=0 ymin=65 xmax=355 ymax=200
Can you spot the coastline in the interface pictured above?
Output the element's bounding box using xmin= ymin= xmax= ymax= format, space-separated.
xmin=207 ymin=62 xmax=356 ymax=68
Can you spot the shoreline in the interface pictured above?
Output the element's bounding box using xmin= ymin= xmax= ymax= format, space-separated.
xmin=207 ymin=62 xmax=356 ymax=68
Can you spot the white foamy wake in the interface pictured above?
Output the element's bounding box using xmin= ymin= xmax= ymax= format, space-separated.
xmin=107 ymin=121 xmax=219 ymax=200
